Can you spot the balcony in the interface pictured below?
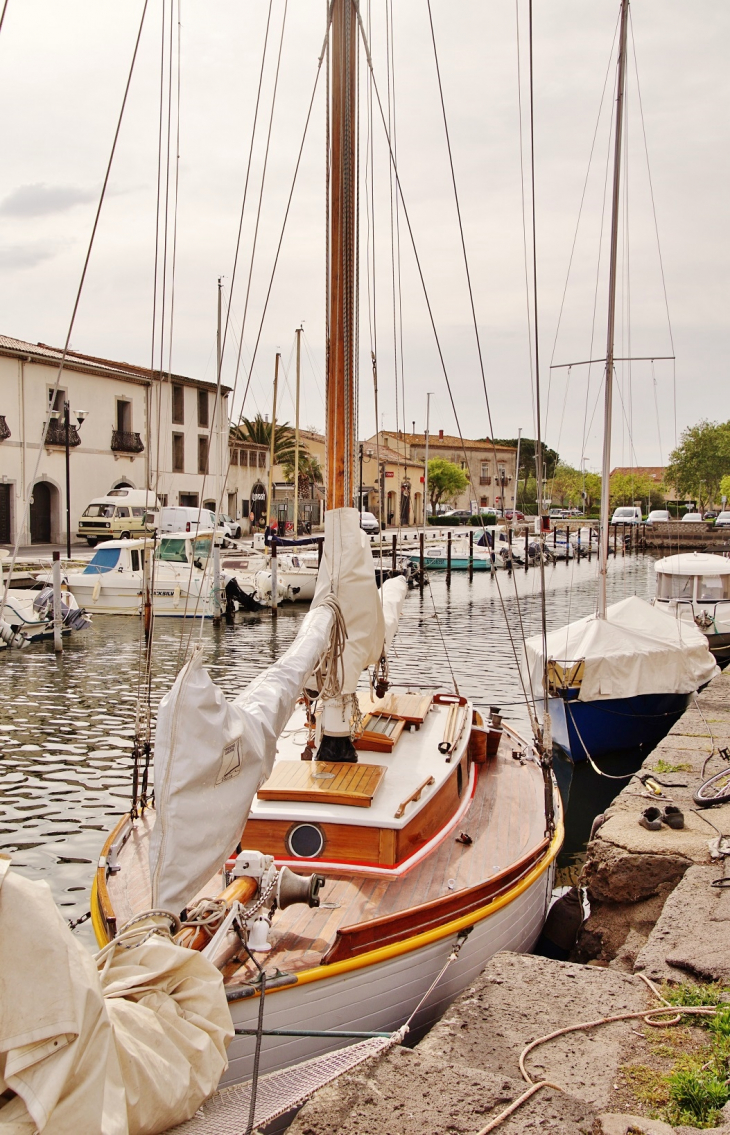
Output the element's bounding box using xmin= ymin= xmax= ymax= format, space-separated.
xmin=479 ymin=476 xmax=491 ymax=485
xmin=0 ymin=415 xmax=10 ymax=441
xmin=45 ymin=420 xmax=80 ymax=447
xmin=111 ymin=430 xmax=145 ymax=454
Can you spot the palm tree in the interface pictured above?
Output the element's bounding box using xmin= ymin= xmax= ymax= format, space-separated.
xmin=282 ymin=452 xmax=323 ymax=499
xmin=231 ymin=415 xmax=297 ymax=466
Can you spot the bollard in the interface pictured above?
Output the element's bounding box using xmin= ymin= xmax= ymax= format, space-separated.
xmin=271 ymin=541 xmax=278 ymax=616
xmin=577 ymin=525 xmax=581 ymax=558
xmin=446 ymin=530 xmax=452 ymax=585
xmin=419 ymin=531 xmax=425 ymax=589
xmin=524 ymin=525 xmax=529 ymax=571
xmin=52 ymin=551 xmax=63 ymax=653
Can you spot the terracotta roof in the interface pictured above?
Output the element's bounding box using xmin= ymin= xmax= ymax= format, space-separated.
xmin=362 ymin=442 xmax=424 ymax=466
xmin=381 ymin=431 xmax=516 ymax=452
xmin=0 ymin=334 xmax=230 ymax=394
xmin=611 ymin=466 xmax=665 ymax=482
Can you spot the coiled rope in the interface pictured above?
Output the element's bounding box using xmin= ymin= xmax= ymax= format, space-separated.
xmin=311 ymin=595 xmax=348 ymax=699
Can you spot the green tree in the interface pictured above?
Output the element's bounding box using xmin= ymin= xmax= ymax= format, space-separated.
xmin=665 ymin=420 xmax=730 ymax=511
xmin=720 ymin=474 xmax=730 ymax=505
xmin=550 ymin=464 xmax=582 ymax=508
xmin=231 ymin=415 xmax=297 ymax=465
xmin=492 ymin=437 xmax=560 ymax=508
xmin=609 ymin=471 xmax=661 ymax=512
xmin=427 ymin=458 xmax=468 ymax=513
xmin=282 ymin=452 xmax=323 ymax=498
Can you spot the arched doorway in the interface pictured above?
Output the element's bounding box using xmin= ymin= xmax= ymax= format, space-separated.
xmin=30 ymin=481 xmax=53 ymax=543
xmin=250 ymin=482 xmax=267 ymax=527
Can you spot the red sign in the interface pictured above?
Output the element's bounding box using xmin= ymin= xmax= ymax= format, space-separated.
xmin=420 ymin=476 xmax=425 ymax=483
xmin=384 ymin=471 xmax=395 ymax=478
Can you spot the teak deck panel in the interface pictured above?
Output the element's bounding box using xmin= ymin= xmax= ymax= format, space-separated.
xmin=257 ymin=760 xmax=386 ymax=807
xmin=106 ymin=731 xmax=548 ymax=988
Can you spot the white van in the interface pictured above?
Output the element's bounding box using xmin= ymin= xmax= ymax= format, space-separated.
xmin=610 ymin=506 xmax=642 ymax=524
xmin=159 ymin=506 xmax=217 ymax=536
xmin=78 ymin=489 xmax=159 ymax=546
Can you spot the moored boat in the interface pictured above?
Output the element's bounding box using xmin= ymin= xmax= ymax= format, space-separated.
xmin=653 ymin=552 xmax=730 ymax=669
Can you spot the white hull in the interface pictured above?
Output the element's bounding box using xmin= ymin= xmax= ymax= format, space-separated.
xmin=221 ymin=857 xmax=553 ymax=1086
xmin=65 ymin=580 xmax=219 ymax=618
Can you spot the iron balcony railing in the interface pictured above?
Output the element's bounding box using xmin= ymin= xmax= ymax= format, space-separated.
xmin=0 ymin=415 xmax=10 ymax=441
xmin=111 ymin=430 xmax=145 ymax=454
xmin=45 ymin=420 xmax=80 ymax=447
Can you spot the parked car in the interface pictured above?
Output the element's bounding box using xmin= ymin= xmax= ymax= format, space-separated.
xmin=504 ymin=509 xmax=526 ymax=522
xmin=610 ymin=506 xmax=642 ymax=524
xmin=219 ymin=513 xmax=241 ymax=539
xmin=703 ymin=511 xmax=719 ymax=521
xmin=159 ymin=506 xmax=217 ymax=535
xmin=681 ymin=511 xmax=704 ymax=523
xmin=442 ymin=510 xmax=472 ymax=520
xmin=77 ymin=488 xmax=160 ymax=546
xmin=359 ymin=510 xmax=380 ymax=536
xmin=715 ymin=511 xmax=730 ymax=529
xmin=549 ymin=508 xmax=569 ymax=520
xmin=646 ymin=509 xmax=670 ymax=524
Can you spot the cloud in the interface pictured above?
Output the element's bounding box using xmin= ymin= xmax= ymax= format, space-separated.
xmin=0 ymin=183 xmax=96 ymax=217
xmin=0 ymin=243 xmax=59 ymax=269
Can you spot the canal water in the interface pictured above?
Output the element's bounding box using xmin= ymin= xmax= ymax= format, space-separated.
xmin=0 ymin=549 xmax=659 ymax=948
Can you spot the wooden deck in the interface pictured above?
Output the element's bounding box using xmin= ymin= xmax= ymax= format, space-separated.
xmin=106 ymin=730 xmax=547 ymax=990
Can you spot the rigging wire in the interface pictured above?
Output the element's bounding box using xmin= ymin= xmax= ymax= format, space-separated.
xmin=0 ymin=0 xmax=150 ymax=622
xmin=0 ymin=0 xmax=9 ymax=39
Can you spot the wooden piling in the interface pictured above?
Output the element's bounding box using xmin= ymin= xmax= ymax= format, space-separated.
xmin=391 ymin=533 xmax=397 ymax=576
xmin=468 ymin=529 xmax=473 ymax=580
xmin=419 ymin=531 xmax=425 ymax=589
xmin=446 ymin=530 xmax=452 ymax=585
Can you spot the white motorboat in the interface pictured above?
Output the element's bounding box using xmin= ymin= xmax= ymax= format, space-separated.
xmin=654 ymin=552 xmax=730 ymax=669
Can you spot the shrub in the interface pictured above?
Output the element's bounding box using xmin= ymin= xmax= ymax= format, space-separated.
xmin=667 ymin=1066 xmax=729 ymax=1126
xmin=468 ymin=513 xmax=497 ymax=526
xmin=427 ymin=515 xmax=464 ymax=526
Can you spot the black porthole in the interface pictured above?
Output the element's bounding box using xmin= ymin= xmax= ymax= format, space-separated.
xmin=287 ymin=823 xmax=325 ymax=858
xmin=456 ymin=763 xmax=463 ymax=798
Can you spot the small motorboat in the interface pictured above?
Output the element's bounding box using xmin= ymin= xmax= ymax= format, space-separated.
xmin=653 ymin=552 xmax=730 ymax=669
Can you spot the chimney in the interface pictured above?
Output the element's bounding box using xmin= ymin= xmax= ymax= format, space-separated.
xmin=438 ymin=429 xmax=444 ymax=441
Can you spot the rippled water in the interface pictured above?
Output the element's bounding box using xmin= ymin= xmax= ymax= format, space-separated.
xmin=0 ymin=549 xmax=658 ymax=947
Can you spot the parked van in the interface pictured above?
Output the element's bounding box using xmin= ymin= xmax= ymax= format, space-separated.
xmin=610 ymin=506 xmax=642 ymax=524
xmin=159 ymin=506 xmax=217 ymax=536
xmin=78 ymin=489 xmax=159 ymax=546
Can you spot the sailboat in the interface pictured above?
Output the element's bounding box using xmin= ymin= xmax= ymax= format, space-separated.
xmin=90 ymin=0 xmax=562 ymax=1090
xmin=523 ymin=0 xmax=717 ymax=764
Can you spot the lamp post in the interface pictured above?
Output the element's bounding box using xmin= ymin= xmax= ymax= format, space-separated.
xmin=51 ymin=402 xmax=87 ymax=557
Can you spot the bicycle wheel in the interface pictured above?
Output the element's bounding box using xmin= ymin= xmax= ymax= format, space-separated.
xmin=693 ymin=768 xmax=730 ymax=807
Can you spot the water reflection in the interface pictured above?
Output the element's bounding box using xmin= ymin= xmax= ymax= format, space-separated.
xmin=0 ymin=550 xmax=658 ymax=946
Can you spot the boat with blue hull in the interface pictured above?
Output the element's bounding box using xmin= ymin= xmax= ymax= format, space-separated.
xmin=548 ymin=688 xmax=692 ymax=763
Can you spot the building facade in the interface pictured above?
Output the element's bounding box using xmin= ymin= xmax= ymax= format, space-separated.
xmin=0 ymin=335 xmax=234 ymax=546
xmin=358 ymin=441 xmax=425 ymax=527
xmin=366 ymin=430 xmax=518 ymax=514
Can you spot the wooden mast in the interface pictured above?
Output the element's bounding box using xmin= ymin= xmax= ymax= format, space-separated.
xmin=326 ymin=0 xmax=357 ymax=509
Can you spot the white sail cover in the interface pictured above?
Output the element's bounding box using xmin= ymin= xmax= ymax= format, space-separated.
xmin=312 ymin=508 xmax=386 ymax=693
xmin=150 ymin=601 xmax=335 ymax=914
xmin=380 ymin=574 xmax=409 ymax=650
xmin=0 ymin=856 xmax=231 ymax=1134
xmin=523 ymin=594 xmax=718 ymax=702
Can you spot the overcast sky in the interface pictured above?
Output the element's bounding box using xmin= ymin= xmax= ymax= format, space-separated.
xmin=0 ymin=1 xmax=727 ymax=472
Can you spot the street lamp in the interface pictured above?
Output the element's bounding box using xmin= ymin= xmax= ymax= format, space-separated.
xmin=62 ymin=401 xmax=88 ymax=558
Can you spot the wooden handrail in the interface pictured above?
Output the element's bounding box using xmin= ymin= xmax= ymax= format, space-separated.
xmin=394 ymin=775 xmax=435 ymax=819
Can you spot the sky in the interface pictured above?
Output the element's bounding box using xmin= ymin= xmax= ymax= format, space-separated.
xmin=0 ymin=0 xmax=727 ymax=473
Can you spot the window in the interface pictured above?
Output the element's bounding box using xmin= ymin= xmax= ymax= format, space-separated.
xmin=130 ymin=550 xmax=140 ymax=572
xmin=48 ymin=387 xmax=66 ymax=412
xmin=480 ymin=461 xmax=488 ymax=477
xmin=697 ymin=575 xmax=730 ymax=602
xmin=179 ymin=492 xmax=199 ymax=507
xmin=116 ymin=506 xmax=130 ymax=518
xmin=240 ymin=451 xmax=249 ymax=467
xmin=197 ymin=389 xmax=209 ymax=428
xmin=656 ymin=573 xmax=694 ymax=601
xmin=159 ymin=494 xmax=168 ymax=507
xmin=82 ymin=548 xmax=121 ymax=575
xmin=198 ymin=435 xmax=209 ymax=474
xmin=116 ymin=399 xmax=132 ymax=432
xmin=480 ymin=496 xmax=489 ymax=508
xmin=229 ymin=448 xmax=238 ymax=465
xmin=258 ymin=452 xmax=266 ymax=468
xmin=172 ymin=432 xmax=184 ymax=472
xmin=241 ymin=498 xmax=249 ymax=516
xmin=172 ymin=384 xmax=184 ymax=424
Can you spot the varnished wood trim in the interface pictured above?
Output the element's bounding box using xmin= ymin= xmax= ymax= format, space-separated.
xmin=93 ymin=812 xmax=132 ymax=943
xmin=321 ymin=837 xmax=550 ymax=964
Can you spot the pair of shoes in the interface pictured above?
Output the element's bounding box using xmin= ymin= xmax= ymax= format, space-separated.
xmin=639 ymin=805 xmax=685 ymax=831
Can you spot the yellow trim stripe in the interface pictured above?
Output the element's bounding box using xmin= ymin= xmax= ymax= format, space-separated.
xmin=269 ymin=819 xmax=564 ymax=992
xmin=90 ymin=875 xmax=108 ymax=947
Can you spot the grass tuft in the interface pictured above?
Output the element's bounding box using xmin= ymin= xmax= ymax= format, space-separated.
xmin=652 ymin=758 xmax=692 ymax=773
xmin=666 ymin=1066 xmax=729 ymax=1127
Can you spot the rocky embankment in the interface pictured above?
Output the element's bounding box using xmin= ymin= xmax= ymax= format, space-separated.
xmin=288 ymin=670 xmax=730 ymax=1135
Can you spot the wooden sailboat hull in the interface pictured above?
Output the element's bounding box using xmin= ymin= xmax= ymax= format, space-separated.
xmin=221 ymin=845 xmax=556 ymax=1085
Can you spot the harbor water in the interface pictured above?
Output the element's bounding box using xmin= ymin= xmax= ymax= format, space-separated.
xmin=0 ymin=550 xmax=660 ymax=948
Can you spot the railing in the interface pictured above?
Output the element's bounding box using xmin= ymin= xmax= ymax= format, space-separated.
xmin=111 ymin=430 xmax=145 ymax=454
xmin=44 ymin=421 xmax=80 ymax=447
xmin=0 ymin=415 xmax=10 ymax=441
xmin=479 ymin=476 xmax=491 ymax=485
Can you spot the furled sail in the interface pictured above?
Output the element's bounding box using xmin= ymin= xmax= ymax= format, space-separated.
xmin=522 ymin=594 xmax=718 ymax=703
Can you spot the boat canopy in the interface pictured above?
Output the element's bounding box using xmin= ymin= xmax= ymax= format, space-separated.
xmin=655 ymin=552 xmax=730 ymax=576
xmin=523 ymin=594 xmax=718 ymax=703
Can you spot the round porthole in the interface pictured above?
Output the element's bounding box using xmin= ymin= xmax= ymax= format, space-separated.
xmin=287 ymin=823 xmax=325 ymax=859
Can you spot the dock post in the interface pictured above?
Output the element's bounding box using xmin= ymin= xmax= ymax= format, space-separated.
xmin=419 ymin=531 xmax=425 ymax=589
xmin=52 ymin=551 xmax=63 ymax=654
xmin=468 ymin=529 xmax=473 ymax=580
xmin=213 ymin=544 xmax=222 ymax=625
xmin=446 ymin=530 xmax=452 ymax=586
xmin=391 ymin=533 xmax=397 ymax=576
xmin=524 ymin=525 xmax=529 ymax=571
xmin=577 ymin=525 xmax=581 ymax=558
xmin=318 ymin=538 xmax=323 ymax=566
xmin=613 ymin=524 xmax=617 ymax=556
xmin=271 ymin=540 xmax=278 ymax=616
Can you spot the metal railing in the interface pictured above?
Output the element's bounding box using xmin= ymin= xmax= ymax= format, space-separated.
xmin=111 ymin=429 xmax=145 ymax=453
xmin=45 ymin=421 xmax=80 ymax=447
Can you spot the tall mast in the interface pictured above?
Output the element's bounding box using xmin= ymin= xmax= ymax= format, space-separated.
xmin=267 ymin=352 xmax=280 ymax=526
xmin=326 ymin=0 xmax=357 ymax=509
xmin=294 ymin=326 xmax=302 ymax=534
xmin=598 ymin=0 xmax=629 ymax=618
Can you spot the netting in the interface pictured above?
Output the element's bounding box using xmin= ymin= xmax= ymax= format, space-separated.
xmin=167 ymin=1036 xmax=394 ymax=1133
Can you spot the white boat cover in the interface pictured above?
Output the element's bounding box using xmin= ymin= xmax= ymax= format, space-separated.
xmin=0 ymin=856 xmax=231 ymax=1134
xmin=312 ymin=508 xmax=385 ymax=693
xmin=523 ymin=594 xmax=718 ymax=702
xmin=380 ymin=574 xmax=409 ymax=650
xmin=150 ymin=601 xmax=335 ymax=914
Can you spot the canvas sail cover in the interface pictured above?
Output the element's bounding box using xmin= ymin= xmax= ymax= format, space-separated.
xmin=149 ymin=600 xmax=336 ymax=915
xmin=523 ymin=594 xmax=718 ymax=702
xmin=0 ymin=856 xmax=231 ymax=1134
xmin=311 ymin=508 xmax=386 ymax=693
